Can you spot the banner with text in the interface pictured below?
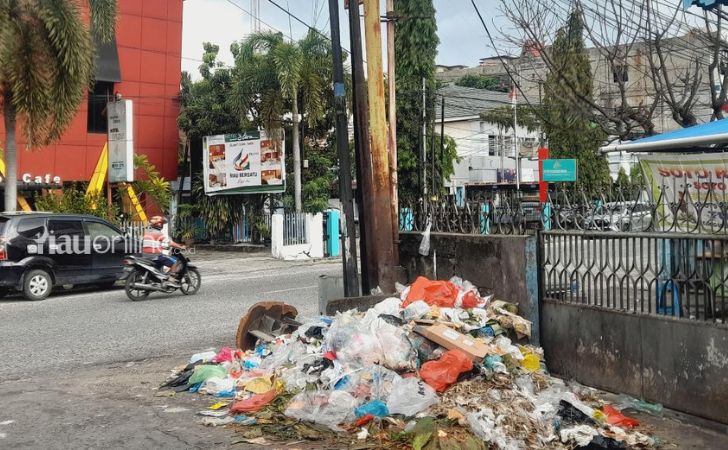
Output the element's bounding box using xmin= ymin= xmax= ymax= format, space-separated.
xmin=203 ymin=130 xmax=285 ymax=195
xmin=639 ymin=153 xmax=728 ymax=231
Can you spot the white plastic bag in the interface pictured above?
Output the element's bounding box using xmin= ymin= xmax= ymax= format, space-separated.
xmin=199 ymin=377 xmax=234 ymax=395
xmin=403 ymin=300 xmax=431 ymax=321
xmin=418 ymin=221 xmax=431 ymax=256
xmin=387 ymin=377 xmax=438 ymax=417
xmin=284 ymin=390 xmax=359 ymax=431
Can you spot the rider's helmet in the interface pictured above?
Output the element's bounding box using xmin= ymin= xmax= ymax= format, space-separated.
xmin=149 ymin=215 xmax=167 ymax=230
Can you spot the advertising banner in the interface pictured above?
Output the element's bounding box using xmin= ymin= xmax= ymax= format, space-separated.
xmin=203 ymin=130 xmax=285 ymax=195
xmin=639 ymin=153 xmax=728 ymax=231
xmin=107 ymin=99 xmax=134 ymax=183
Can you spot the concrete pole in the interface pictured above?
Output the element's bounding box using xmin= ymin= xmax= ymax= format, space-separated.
xmin=363 ymin=0 xmax=396 ymax=292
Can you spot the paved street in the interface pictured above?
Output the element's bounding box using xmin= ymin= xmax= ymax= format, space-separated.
xmin=0 ymin=251 xmax=339 ymax=380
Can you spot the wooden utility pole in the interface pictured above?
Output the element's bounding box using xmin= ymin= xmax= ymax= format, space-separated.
xmin=363 ymin=0 xmax=396 ymax=292
xmin=328 ymin=0 xmax=360 ymax=297
xmin=386 ymin=0 xmax=399 ymax=264
xmin=347 ymin=0 xmax=374 ymax=293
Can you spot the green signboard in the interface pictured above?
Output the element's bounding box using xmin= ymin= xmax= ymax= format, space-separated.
xmin=542 ymin=159 xmax=577 ymax=182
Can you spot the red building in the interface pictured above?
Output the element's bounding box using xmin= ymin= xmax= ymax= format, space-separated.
xmin=0 ymin=0 xmax=183 ymax=183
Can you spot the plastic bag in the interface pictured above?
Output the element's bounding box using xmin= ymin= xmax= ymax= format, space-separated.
xmin=602 ymin=405 xmax=639 ymax=429
xmin=372 ymin=297 xmax=402 ymax=316
xmin=615 ymin=394 xmax=663 ymax=416
xmin=402 ymin=277 xmax=459 ymax=308
xmin=420 ymin=349 xmax=473 ymax=392
xmin=189 ymin=365 xmax=228 ymax=385
xmin=403 ymin=300 xmax=431 ymax=321
xmin=230 ymin=389 xmax=277 ymax=414
xmin=260 ymin=340 xmax=306 ymax=370
xmin=387 ymin=377 xmax=438 ymax=417
xmin=284 ymin=390 xmax=358 ymax=431
xmin=199 ymin=377 xmax=235 ymax=395
xmin=212 ymin=347 xmax=234 ymax=363
xmin=355 ymin=399 xmax=389 ymax=417
xmin=369 ymin=318 xmax=417 ymax=371
xmin=190 ymin=351 xmax=217 ymax=364
xmin=418 ymin=221 xmax=431 ymax=256
xmin=326 ymin=311 xmax=384 ymax=368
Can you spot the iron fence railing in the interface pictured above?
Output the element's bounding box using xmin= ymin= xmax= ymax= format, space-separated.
xmin=541 ymin=231 xmax=728 ymax=323
xmin=283 ymin=212 xmax=307 ymax=246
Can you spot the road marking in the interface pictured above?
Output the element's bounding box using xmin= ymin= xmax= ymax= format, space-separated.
xmin=259 ymin=285 xmax=317 ymax=295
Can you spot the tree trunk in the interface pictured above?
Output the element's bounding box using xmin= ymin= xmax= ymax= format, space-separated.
xmin=3 ymin=97 xmax=17 ymax=212
xmin=292 ymin=87 xmax=302 ymax=212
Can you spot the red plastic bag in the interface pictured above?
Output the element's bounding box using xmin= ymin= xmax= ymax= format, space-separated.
xmin=419 ymin=349 xmax=473 ymax=392
xmin=403 ymin=277 xmax=459 ymax=308
xmin=212 ymin=346 xmax=234 ymax=363
xmin=230 ymin=389 xmax=277 ymax=413
xmin=603 ymin=405 xmax=640 ymax=429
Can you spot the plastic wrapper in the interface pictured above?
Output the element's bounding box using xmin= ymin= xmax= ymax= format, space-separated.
xmin=212 ymin=347 xmax=234 ymax=363
xmin=189 ymin=351 xmax=217 ymax=364
xmin=615 ymin=394 xmax=663 ymax=416
xmin=387 ymin=377 xmax=438 ymax=417
xmin=559 ymin=425 xmax=599 ymax=446
xmin=189 ymin=365 xmax=228 ymax=385
xmin=603 ymin=405 xmax=639 ymax=429
xmin=284 ymin=390 xmax=359 ymax=431
xmin=420 ymin=349 xmax=473 ymax=392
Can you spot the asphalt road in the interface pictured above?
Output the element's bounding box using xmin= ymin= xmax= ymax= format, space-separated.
xmin=0 ymin=252 xmax=340 ymax=379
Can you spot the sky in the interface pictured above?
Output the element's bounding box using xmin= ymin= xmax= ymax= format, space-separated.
xmin=181 ymin=0 xmax=503 ymax=79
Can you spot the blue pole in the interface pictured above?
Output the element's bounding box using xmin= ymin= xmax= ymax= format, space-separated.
xmin=327 ymin=210 xmax=341 ymax=257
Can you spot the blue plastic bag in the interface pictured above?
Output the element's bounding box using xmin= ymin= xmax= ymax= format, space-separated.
xmin=355 ymin=400 xmax=389 ymax=418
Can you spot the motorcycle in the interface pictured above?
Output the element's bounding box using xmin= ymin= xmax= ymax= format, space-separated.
xmin=123 ymin=251 xmax=201 ymax=301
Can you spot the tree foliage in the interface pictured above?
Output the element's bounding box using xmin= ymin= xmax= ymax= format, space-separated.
xmin=395 ymin=0 xmax=443 ymax=202
xmin=34 ymin=185 xmax=119 ymax=222
xmin=480 ymin=106 xmax=542 ymax=133
xmin=455 ymin=74 xmax=507 ymax=92
xmin=133 ymin=154 xmax=171 ymax=214
xmin=542 ymin=11 xmax=610 ymax=190
xmin=0 ymin=0 xmax=117 ymax=210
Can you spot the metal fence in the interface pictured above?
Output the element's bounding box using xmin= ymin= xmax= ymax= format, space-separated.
xmin=174 ymin=212 xmax=272 ymax=244
xmin=541 ymin=231 xmax=727 ymax=323
xmin=120 ymin=220 xmax=146 ymax=242
xmin=283 ymin=212 xmax=307 ymax=246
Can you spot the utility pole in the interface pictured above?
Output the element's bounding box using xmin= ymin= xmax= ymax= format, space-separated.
xmin=386 ymin=0 xmax=399 ymax=264
xmin=512 ymin=82 xmax=519 ymax=193
xmin=329 ymin=0 xmax=359 ymax=297
xmin=440 ymin=95 xmax=445 ymax=193
xmin=421 ymin=77 xmax=427 ymax=198
xmin=363 ymin=0 xmax=396 ymax=292
xmin=347 ymin=0 xmax=374 ymax=293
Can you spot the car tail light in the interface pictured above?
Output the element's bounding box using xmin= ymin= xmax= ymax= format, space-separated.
xmin=0 ymin=236 xmax=7 ymax=261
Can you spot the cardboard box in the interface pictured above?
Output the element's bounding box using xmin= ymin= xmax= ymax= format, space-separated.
xmin=414 ymin=324 xmax=489 ymax=362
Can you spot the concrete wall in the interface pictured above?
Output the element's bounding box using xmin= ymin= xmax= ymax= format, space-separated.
xmin=542 ymin=299 xmax=728 ymax=424
xmin=399 ymin=231 xmax=540 ymax=344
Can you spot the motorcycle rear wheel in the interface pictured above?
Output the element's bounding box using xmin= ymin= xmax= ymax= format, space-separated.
xmin=125 ymin=269 xmax=151 ymax=301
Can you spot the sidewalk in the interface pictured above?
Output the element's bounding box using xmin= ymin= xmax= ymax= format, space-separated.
xmin=0 ymin=353 xmax=725 ymax=449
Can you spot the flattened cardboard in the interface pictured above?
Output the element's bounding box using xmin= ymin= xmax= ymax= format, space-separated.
xmin=414 ymin=323 xmax=489 ymax=361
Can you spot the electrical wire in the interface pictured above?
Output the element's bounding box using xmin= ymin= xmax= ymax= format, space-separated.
xmin=264 ymin=0 xmax=351 ymax=55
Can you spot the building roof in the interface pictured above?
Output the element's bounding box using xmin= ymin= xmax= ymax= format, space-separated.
xmin=436 ymin=85 xmax=512 ymax=122
xmin=600 ymin=118 xmax=728 ymax=152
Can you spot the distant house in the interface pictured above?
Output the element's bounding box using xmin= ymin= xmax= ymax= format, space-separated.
xmin=436 ymin=85 xmax=541 ymax=189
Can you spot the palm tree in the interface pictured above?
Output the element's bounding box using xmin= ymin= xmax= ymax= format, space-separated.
xmin=0 ymin=0 xmax=116 ymax=211
xmin=232 ymin=31 xmax=329 ymax=212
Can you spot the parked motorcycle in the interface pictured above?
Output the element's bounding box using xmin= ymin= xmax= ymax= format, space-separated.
xmin=123 ymin=251 xmax=201 ymax=300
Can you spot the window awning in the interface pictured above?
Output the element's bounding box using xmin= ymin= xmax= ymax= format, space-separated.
xmin=94 ymin=34 xmax=121 ymax=83
xmin=600 ymin=119 xmax=728 ymax=153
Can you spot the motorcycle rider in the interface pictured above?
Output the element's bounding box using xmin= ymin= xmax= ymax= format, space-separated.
xmin=142 ymin=216 xmax=186 ymax=287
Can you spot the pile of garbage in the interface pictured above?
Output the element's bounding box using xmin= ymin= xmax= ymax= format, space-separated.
xmin=160 ymin=276 xmax=662 ymax=449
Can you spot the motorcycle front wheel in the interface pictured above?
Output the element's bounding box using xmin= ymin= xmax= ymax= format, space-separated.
xmin=180 ymin=268 xmax=201 ymax=295
xmin=125 ymin=269 xmax=151 ymax=301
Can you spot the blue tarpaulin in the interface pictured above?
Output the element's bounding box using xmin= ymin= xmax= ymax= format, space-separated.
xmin=683 ymin=0 xmax=726 ymax=9
xmin=601 ymin=119 xmax=728 ymax=153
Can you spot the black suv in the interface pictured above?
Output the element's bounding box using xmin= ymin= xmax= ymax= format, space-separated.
xmin=0 ymin=213 xmax=137 ymax=300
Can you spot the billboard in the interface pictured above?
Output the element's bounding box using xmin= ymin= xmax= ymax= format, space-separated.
xmin=639 ymin=153 xmax=728 ymax=231
xmin=107 ymin=99 xmax=134 ymax=183
xmin=203 ymin=130 xmax=285 ymax=195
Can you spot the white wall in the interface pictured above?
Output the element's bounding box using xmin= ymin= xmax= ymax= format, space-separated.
xmin=271 ymin=213 xmax=324 ymax=261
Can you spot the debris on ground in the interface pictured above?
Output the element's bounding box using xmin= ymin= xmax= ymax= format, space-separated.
xmin=159 ymin=276 xmax=663 ymax=449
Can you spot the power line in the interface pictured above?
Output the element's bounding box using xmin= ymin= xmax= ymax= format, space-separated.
xmin=224 ymin=0 xmax=287 ymax=38
xmin=265 ymin=0 xmax=351 ymax=55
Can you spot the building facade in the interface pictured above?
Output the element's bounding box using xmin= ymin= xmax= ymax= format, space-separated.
xmin=0 ymin=0 xmax=183 ymax=184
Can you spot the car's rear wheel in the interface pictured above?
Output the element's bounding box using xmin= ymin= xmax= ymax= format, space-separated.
xmin=125 ymin=269 xmax=150 ymax=301
xmin=23 ymin=269 xmax=52 ymax=301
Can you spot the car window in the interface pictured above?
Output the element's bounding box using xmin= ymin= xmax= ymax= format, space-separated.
xmin=17 ymin=217 xmax=46 ymax=239
xmin=86 ymin=221 xmax=122 ymax=240
xmin=48 ymin=220 xmax=85 ymax=238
